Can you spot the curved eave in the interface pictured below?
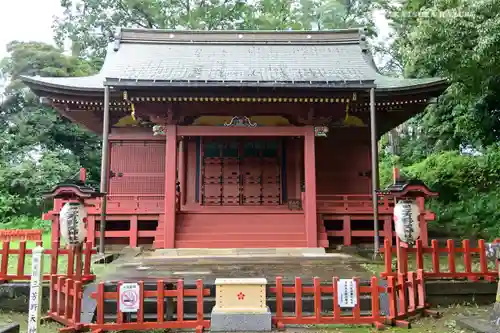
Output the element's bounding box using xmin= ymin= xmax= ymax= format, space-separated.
xmin=20 ymin=74 xmax=449 ymax=100
xmin=20 ymin=75 xmax=105 ymax=98
xmin=375 ymin=79 xmax=449 ymax=94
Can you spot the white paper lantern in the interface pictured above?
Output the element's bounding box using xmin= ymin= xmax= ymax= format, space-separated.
xmin=394 ymin=199 xmax=421 ymax=244
xmin=59 ymin=202 xmax=87 ymax=245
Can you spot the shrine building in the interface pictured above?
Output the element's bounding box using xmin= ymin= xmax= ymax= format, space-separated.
xmin=22 ymin=28 xmax=447 ymax=250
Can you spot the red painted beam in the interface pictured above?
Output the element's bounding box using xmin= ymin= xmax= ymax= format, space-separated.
xmin=177 ymin=126 xmax=307 ymax=137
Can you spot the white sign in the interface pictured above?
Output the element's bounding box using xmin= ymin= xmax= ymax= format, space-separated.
xmin=60 ymin=202 xmax=87 ymax=245
xmin=28 ymin=246 xmax=44 ymax=333
xmin=119 ymin=283 xmax=140 ymax=313
xmin=394 ymin=199 xmax=421 ymax=244
xmin=337 ymin=279 xmax=357 ymax=308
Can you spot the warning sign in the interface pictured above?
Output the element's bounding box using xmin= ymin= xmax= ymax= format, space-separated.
xmin=119 ymin=283 xmax=140 ymax=313
xmin=337 ymin=279 xmax=357 ymax=308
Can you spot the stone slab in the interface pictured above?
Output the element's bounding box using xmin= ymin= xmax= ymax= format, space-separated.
xmin=80 ymin=283 xmax=97 ymax=324
xmin=0 ymin=324 xmax=20 ymax=333
xmin=153 ymin=248 xmax=327 ymax=258
xmin=0 ymin=283 xmax=50 ymax=312
xmin=456 ymin=316 xmax=499 ymax=333
xmin=100 ymin=253 xmax=373 ymax=284
xmin=211 ymin=307 xmax=272 ymax=332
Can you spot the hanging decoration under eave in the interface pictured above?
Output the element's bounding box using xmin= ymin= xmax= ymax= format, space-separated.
xmin=123 ymin=90 xmax=136 ymax=120
xmin=330 ymin=94 xmax=366 ymax=128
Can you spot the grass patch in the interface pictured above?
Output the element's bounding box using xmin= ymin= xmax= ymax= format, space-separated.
xmin=0 ymin=311 xmax=63 ymax=333
xmin=309 ymin=305 xmax=486 ymax=332
xmin=0 ymin=304 xmax=487 ymax=332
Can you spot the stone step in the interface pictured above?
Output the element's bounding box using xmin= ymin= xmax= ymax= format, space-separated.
xmin=153 ymin=247 xmax=326 ymax=258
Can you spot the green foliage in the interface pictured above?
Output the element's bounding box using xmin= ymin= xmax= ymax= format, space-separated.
xmin=0 ymin=215 xmax=51 ymax=232
xmin=0 ymin=41 xmax=101 ymax=229
xmin=429 ymin=191 xmax=500 ymax=240
xmin=375 ymin=0 xmax=500 ymax=240
xmin=52 ymin=0 xmax=377 ymax=57
xmin=379 ymin=146 xmax=500 ymax=239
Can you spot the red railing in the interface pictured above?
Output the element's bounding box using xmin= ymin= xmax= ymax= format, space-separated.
xmin=89 ymin=279 xmax=210 ymax=333
xmin=381 ymin=239 xmax=497 ymax=281
xmin=0 ymin=229 xmax=43 ymax=242
xmin=0 ymin=241 xmax=96 ymax=283
xmin=386 ymin=269 xmax=432 ymax=328
xmin=73 ymin=273 xmax=428 ymax=332
xmin=316 ymin=194 xmax=394 ymax=214
xmin=48 ymin=275 xmax=85 ymax=331
xmin=270 ymin=276 xmax=386 ymax=329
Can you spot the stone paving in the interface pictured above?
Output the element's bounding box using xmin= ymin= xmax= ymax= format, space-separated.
xmin=96 ymin=248 xmax=372 ymax=284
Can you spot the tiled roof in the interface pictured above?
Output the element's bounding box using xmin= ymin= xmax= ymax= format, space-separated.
xmin=20 ymin=28 xmax=447 ymax=92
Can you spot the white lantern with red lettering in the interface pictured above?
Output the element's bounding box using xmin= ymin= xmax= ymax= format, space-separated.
xmin=59 ymin=202 xmax=87 ymax=245
xmin=393 ymin=199 xmax=421 ymax=244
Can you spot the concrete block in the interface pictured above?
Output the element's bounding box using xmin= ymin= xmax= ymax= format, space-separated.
xmin=210 ymin=307 xmax=272 ymax=332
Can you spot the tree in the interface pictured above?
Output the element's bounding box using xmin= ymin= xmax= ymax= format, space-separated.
xmin=53 ymin=0 xmax=259 ymax=58
xmin=0 ymin=41 xmax=101 ymax=225
xmin=53 ymin=0 xmax=378 ymax=58
xmin=381 ymin=0 xmax=500 ymax=150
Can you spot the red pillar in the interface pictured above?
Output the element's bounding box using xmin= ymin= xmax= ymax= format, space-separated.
xmin=392 ymin=167 xmax=399 ymax=182
xmin=383 ymin=217 xmax=392 ymax=247
xmin=295 ymin=139 xmax=302 ymax=198
xmin=164 ymin=125 xmax=178 ymax=248
xmin=130 ymin=215 xmax=138 ymax=248
xmin=303 ymin=127 xmax=317 ymax=247
xmin=52 ymin=216 xmax=60 ymax=244
xmin=178 ymin=138 xmax=186 ymax=206
xmin=416 ymin=197 xmax=429 ymax=246
xmin=79 ymin=168 xmax=87 ymax=182
xmin=87 ymin=216 xmax=95 ymax=247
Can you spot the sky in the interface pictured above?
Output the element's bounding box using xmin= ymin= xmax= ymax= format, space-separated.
xmin=0 ymin=0 xmax=62 ymax=60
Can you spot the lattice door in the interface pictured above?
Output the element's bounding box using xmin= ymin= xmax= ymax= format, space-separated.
xmin=259 ymin=140 xmax=281 ymax=205
xmin=108 ymin=141 xmax=166 ymax=194
xmin=201 ymin=138 xmax=281 ymax=206
xmin=241 ymin=140 xmax=263 ymax=205
xmin=201 ymin=139 xmax=240 ymax=205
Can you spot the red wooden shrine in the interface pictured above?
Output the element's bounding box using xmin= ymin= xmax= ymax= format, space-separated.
xmin=22 ymin=28 xmax=448 ymax=250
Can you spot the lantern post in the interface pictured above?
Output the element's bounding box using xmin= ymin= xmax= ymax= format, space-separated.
xmin=42 ymin=180 xmax=102 ymax=254
xmin=377 ymin=179 xmax=438 ymax=274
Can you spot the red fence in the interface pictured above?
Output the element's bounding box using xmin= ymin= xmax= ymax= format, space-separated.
xmin=386 ymin=269 xmax=433 ymax=328
xmin=271 ymin=276 xmax=386 ymax=329
xmin=48 ymin=275 xmax=85 ymax=331
xmin=0 ymin=229 xmax=43 ymax=242
xmin=0 ymin=241 xmax=96 ymax=283
xmin=45 ymin=272 xmax=429 ymax=332
xmin=88 ymin=279 xmax=210 ymax=333
xmin=381 ymin=239 xmax=497 ymax=281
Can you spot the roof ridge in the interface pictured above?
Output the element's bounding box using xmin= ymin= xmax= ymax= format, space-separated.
xmin=112 ymin=27 xmax=367 ymax=50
